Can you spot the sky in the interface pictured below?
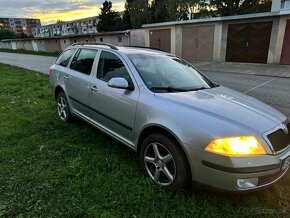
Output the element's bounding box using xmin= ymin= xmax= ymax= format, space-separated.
xmin=1 ymin=0 xmax=125 ymax=25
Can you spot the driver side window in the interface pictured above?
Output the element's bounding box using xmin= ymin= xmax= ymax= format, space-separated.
xmin=97 ymin=51 xmax=133 ymax=85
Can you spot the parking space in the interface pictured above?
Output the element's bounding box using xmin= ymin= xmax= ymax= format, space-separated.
xmin=204 ymin=71 xmax=290 ymax=117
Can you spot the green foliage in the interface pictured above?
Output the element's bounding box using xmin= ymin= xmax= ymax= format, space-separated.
xmin=0 ymin=29 xmax=19 ymax=40
xmin=121 ymin=0 xmax=272 ymax=28
xmin=122 ymin=0 xmax=132 ymax=29
xmin=0 ymin=63 xmax=289 ymax=216
xmin=97 ymin=0 xmax=125 ymax=32
xmin=126 ymin=0 xmax=151 ymax=29
xmin=209 ymin=0 xmax=272 ymax=16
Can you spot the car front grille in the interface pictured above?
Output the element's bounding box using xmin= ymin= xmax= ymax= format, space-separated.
xmin=267 ymin=122 xmax=290 ymax=152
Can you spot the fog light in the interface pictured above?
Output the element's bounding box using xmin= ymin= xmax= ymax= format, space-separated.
xmin=236 ymin=178 xmax=258 ymax=189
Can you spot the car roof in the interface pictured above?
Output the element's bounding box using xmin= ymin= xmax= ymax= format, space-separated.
xmin=68 ymin=42 xmax=172 ymax=56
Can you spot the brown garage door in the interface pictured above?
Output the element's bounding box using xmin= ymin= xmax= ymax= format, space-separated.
xmin=226 ymin=21 xmax=272 ymax=63
xmin=182 ymin=25 xmax=214 ymax=62
xmin=149 ymin=29 xmax=171 ymax=52
xmin=280 ymin=20 xmax=290 ymax=65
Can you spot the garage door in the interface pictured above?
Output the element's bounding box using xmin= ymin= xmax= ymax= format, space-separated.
xmin=226 ymin=21 xmax=272 ymax=63
xmin=280 ymin=20 xmax=290 ymax=65
xmin=149 ymin=29 xmax=171 ymax=52
xmin=182 ymin=25 xmax=214 ymax=62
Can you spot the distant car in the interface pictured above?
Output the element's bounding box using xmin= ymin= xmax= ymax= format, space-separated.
xmin=49 ymin=42 xmax=290 ymax=192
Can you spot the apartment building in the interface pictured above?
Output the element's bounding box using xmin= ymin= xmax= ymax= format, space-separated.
xmin=0 ymin=18 xmax=41 ymax=36
xmin=32 ymin=16 xmax=99 ymax=38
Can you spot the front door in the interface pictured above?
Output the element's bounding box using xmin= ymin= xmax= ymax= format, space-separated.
xmin=89 ymin=50 xmax=139 ymax=146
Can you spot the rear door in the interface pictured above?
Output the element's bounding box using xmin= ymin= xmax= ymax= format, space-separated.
xmin=64 ymin=48 xmax=98 ymax=118
xmin=89 ymin=51 xmax=139 ymax=146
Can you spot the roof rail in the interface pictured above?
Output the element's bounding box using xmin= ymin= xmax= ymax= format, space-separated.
xmin=71 ymin=42 xmax=118 ymax=50
xmin=125 ymin=46 xmax=165 ymax=52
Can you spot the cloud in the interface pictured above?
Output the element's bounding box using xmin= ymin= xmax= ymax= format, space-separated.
xmin=1 ymin=0 xmax=125 ymax=25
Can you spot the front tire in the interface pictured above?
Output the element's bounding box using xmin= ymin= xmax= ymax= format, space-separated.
xmin=56 ymin=92 xmax=72 ymax=122
xmin=140 ymin=133 xmax=190 ymax=192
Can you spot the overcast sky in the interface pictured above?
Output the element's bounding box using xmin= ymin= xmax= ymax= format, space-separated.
xmin=1 ymin=0 xmax=125 ymax=25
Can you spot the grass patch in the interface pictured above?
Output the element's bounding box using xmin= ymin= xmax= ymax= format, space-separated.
xmin=0 ymin=49 xmax=60 ymax=57
xmin=0 ymin=63 xmax=289 ymax=217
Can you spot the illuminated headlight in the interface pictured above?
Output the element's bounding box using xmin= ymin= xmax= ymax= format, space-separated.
xmin=205 ymin=136 xmax=266 ymax=156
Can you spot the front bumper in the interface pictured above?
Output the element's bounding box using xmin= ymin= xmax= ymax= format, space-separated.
xmin=184 ymin=143 xmax=290 ymax=192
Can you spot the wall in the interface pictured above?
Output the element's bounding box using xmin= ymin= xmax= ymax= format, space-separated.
xmin=0 ymin=41 xmax=12 ymax=49
xmin=44 ymin=39 xmax=62 ymax=52
xmin=23 ymin=40 xmax=34 ymax=51
xmin=1 ymin=30 xmax=145 ymax=53
xmin=143 ymin=13 xmax=290 ymax=65
xmin=129 ymin=29 xmax=145 ymax=46
xmin=60 ymin=38 xmax=71 ymax=51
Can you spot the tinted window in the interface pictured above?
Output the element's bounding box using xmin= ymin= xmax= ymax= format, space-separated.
xmin=55 ymin=49 xmax=75 ymax=67
xmin=70 ymin=49 xmax=98 ymax=75
xmin=97 ymin=51 xmax=132 ymax=84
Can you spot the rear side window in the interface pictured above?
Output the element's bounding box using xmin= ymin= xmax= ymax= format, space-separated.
xmin=70 ymin=49 xmax=98 ymax=75
xmin=55 ymin=49 xmax=75 ymax=67
xmin=97 ymin=51 xmax=132 ymax=84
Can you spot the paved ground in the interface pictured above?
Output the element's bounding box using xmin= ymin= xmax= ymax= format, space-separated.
xmin=203 ymin=71 xmax=290 ymax=117
xmin=195 ymin=61 xmax=290 ymax=78
xmin=0 ymin=52 xmax=289 ymax=117
xmin=0 ymin=52 xmax=56 ymax=74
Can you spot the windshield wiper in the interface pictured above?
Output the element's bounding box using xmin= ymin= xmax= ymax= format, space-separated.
xmin=150 ymin=86 xmax=209 ymax=92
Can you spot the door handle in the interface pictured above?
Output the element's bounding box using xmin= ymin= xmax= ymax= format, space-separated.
xmin=91 ymin=86 xmax=98 ymax=92
xmin=64 ymin=75 xmax=69 ymax=80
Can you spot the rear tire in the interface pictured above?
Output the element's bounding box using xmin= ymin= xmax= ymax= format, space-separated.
xmin=56 ymin=92 xmax=72 ymax=123
xmin=140 ymin=133 xmax=190 ymax=192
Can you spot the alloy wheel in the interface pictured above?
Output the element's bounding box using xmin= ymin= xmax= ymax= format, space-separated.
xmin=57 ymin=96 xmax=67 ymax=120
xmin=144 ymin=142 xmax=176 ymax=186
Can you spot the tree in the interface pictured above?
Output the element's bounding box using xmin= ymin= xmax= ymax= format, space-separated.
xmin=97 ymin=1 xmax=124 ymax=32
xmin=0 ymin=29 xmax=18 ymax=40
xmin=122 ymin=0 xmax=132 ymax=29
xmin=208 ymin=0 xmax=272 ymax=16
xmin=127 ymin=0 xmax=151 ymax=29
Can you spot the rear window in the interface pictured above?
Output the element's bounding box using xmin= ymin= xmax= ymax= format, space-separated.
xmin=55 ymin=49 xmax=75 ymax=67
xmin=70 ymin=49 xmax=98 ymax=75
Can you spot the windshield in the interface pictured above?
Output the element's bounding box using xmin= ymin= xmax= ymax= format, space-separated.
xmin=128 ymin=53 xmax=215 ymax=92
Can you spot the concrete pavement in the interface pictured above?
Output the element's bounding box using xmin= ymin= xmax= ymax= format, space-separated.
xmin=193 ymin=61 xmax=290 ymax=78
xmin=0 ymin=52 xmax=56 ymax=74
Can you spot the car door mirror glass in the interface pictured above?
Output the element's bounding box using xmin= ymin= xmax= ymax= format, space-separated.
xmin=108 ymin=77 xmax=129 ymax=89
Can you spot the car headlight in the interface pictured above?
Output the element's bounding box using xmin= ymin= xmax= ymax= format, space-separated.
xmin=205 ymin=136 xmax=266 ymax=156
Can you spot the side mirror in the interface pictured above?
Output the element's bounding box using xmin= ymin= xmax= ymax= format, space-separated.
xmin=108 ymin=77 xmax=133 ymax=90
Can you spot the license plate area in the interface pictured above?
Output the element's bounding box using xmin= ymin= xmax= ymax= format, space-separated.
xmin=282 ymin=155 xmax=290 ymax=171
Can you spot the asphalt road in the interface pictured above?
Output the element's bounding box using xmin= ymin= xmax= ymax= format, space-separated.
xmin=0 ymin=52 xmax=289 ymax=118
xmin=203 ymin=71 xmax=290 ymax=117
xmin=0 ymin=52 xmax=56 ymax=74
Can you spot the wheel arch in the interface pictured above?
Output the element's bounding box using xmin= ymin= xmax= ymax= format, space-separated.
xmin=54 ymin=85 xmax=65 ymax=101
xmin=137 ymin=124 xmax=192 ymax=180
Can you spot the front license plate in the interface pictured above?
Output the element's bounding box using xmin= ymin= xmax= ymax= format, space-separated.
xmin=282 ymin=155 xmax=290 ymax=171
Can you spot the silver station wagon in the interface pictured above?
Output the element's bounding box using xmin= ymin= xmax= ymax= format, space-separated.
xmin=49 ymin=42 xmax=290 ymax=192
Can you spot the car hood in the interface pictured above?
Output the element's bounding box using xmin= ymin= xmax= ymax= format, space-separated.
xmin=155 ymin=86 xmax=286 ymax=133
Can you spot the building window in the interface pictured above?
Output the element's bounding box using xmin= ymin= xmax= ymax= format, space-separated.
xmin=100 ymin=38 xmax=103 ymax=42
